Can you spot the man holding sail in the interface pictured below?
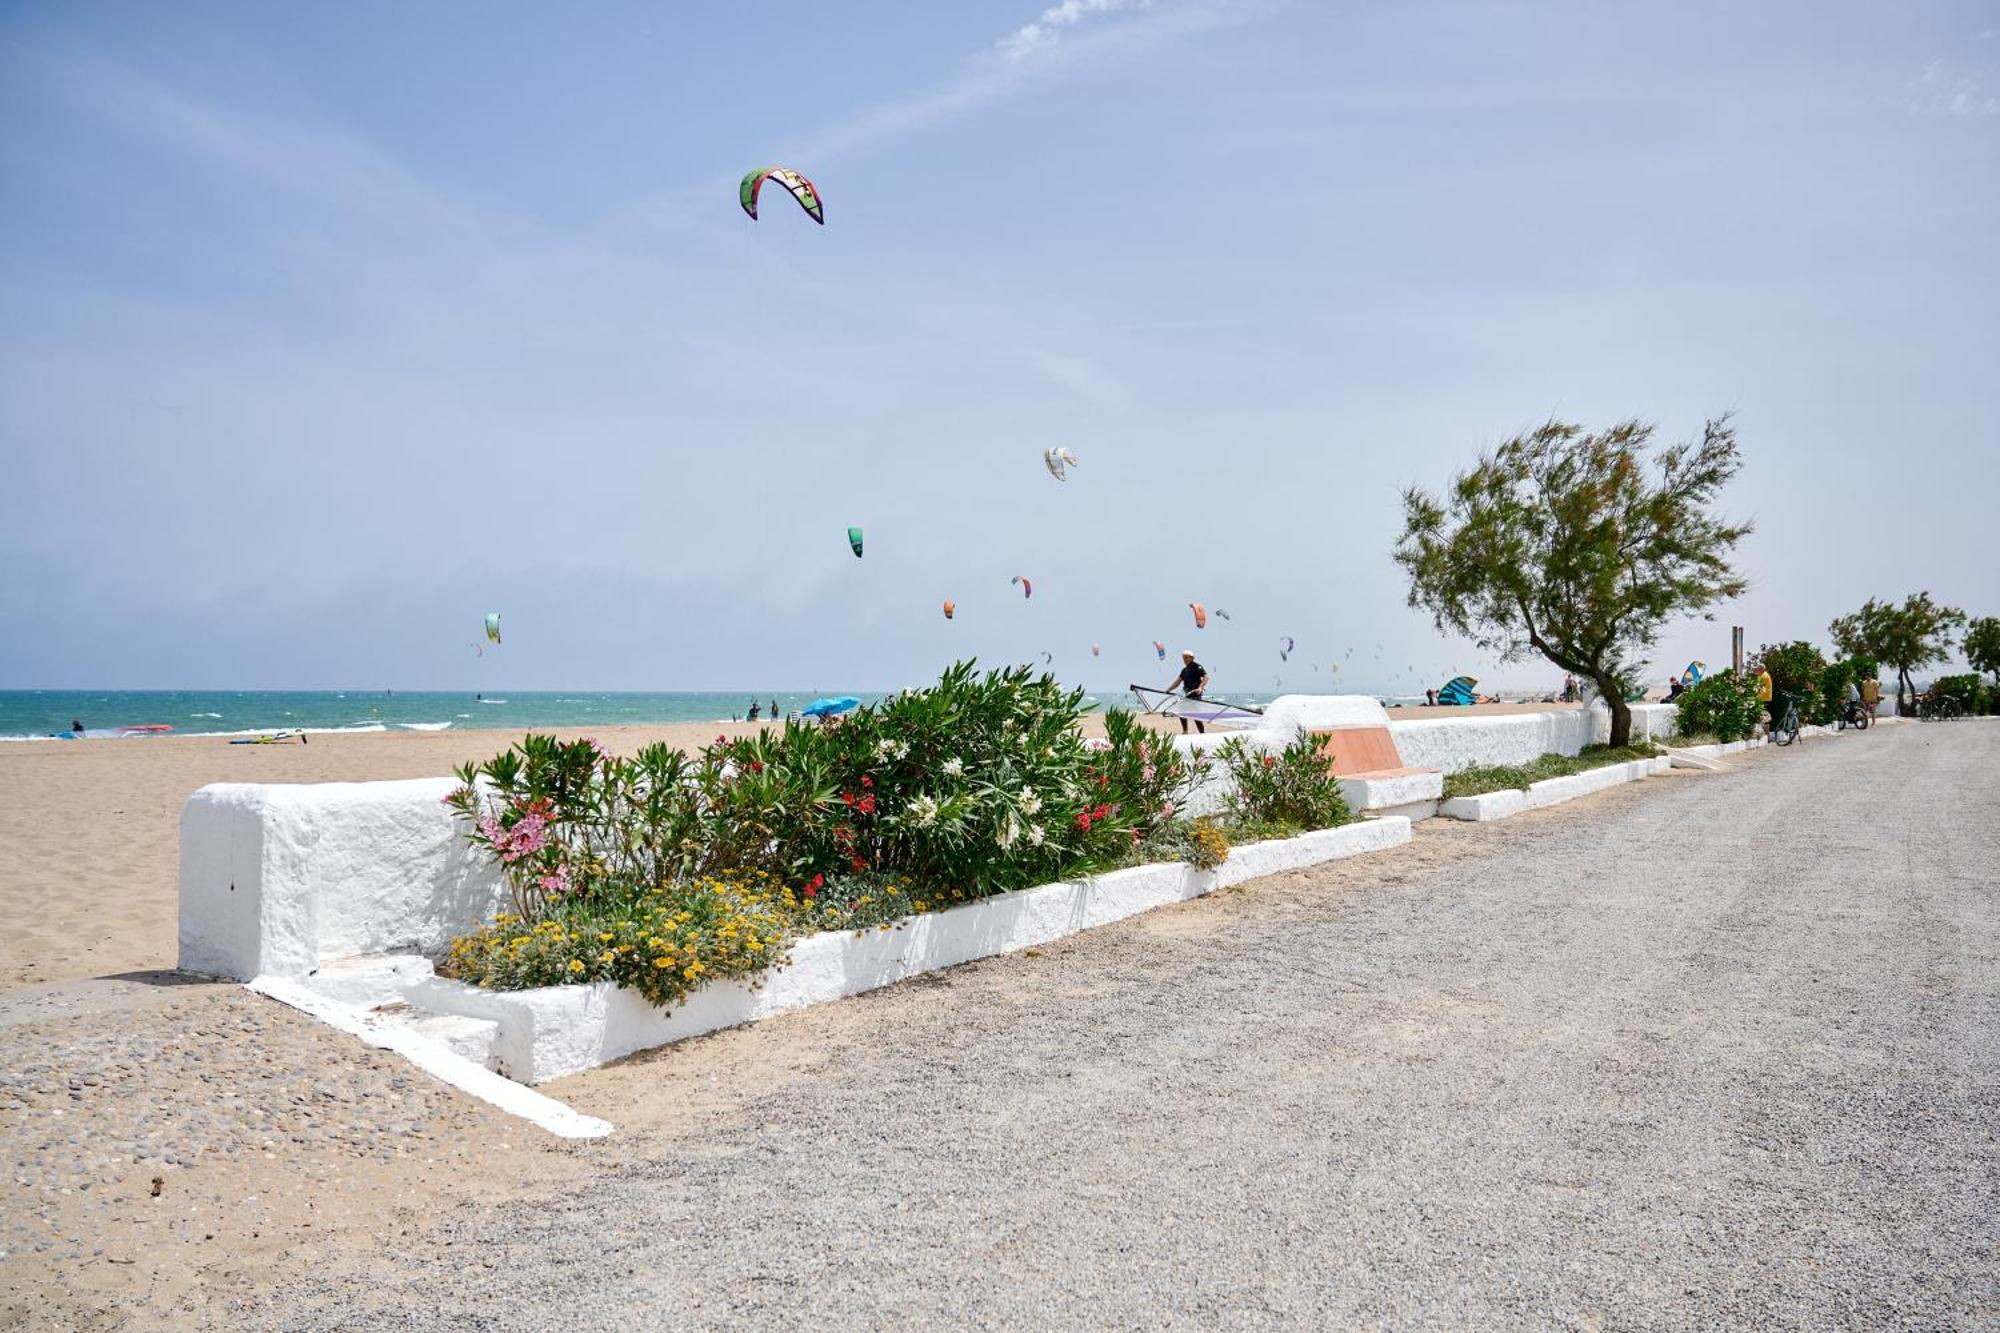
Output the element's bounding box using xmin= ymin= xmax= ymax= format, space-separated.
xmin=1166 ymin=650 xmax=1211 ymax=734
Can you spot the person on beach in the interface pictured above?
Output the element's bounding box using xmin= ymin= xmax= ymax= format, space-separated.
xmin=1166 ymin=650 xmax=1210 ymax=734
xmin=747 ymin=700 xmax=761 ymax=722
xmin=70 ymin=719 xmax=84 ymax=735
xmin=1756 ymin=663 xmax=1776 ymax=732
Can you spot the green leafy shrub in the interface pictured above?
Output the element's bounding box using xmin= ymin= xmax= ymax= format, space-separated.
xmin=1675 ymin=667 xmax=1763 ymax=742
xmin=442 ymin=662 xmax=1236 ymax=1005
xmin=1757 ymin=641 xmax=1830 ymax=723
xmin=1216 ymin=731 xmax=1353 ymax=832
xmin=1442 ymin=743 xmax=1661 ymax=799
xmin=1931 ymin=673 xmax=1990 ymax=714
xmin=442 ymin=871 xmax=797 ymax=1008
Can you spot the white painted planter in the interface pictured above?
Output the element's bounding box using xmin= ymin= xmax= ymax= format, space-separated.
xmin=1437 ymin=757 xmax=1662 ymax=823
xmin=408 ymin=818 xmax=1413 ymax=1083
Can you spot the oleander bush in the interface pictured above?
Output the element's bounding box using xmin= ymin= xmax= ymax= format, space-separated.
xmin=442 ymin=662 xmax=1225 ymax=1000
xmin=1216 ymin=730 xmax=1353 ymax=832
xmin=1675 ymin=667 xmax=1764 ymax=742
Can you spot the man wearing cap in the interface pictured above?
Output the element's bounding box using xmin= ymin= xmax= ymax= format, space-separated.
xmin=1165 ymin=650 xmax=1211 ymax=734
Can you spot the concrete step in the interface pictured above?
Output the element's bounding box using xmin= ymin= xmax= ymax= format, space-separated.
xmin=1665 ymin=749 xmax=1729 ymax=771
xmin=303 ymin=954 xmax=436 ymax=1008
xmin=405 ymin=1012 xmax=503 ymax=1069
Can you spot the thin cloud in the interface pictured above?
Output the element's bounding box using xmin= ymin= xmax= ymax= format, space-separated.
xmin=1000 ymin=0 xmax=1156 ymax=64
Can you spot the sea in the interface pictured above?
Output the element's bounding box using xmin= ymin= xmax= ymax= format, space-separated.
xmin=0 ymin=687 xmax=1431 ymax=743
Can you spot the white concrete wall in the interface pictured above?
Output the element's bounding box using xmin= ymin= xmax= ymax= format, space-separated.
xmin=179 ymin=779 xmax=505 ymax=981
xmin=1390 ymin=703 xmax=1678 ymax=775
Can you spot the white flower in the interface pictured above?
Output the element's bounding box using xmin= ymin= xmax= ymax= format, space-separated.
xmin=876 ymin=738 xmax=897 ymax=759
xmin=941 ymin=757 xmax=965 ymax=778
xmin=1017 ymin=789 xmax=1043 ymax=817
xmin=997 ymin=815 xmax=1020 ymax=850
xmin=1026 ymin=824 xmax=1045 ymax=848
xmin=893 ymin=741 xmax=909 ymax=760
xmin=906 ymin=794 xmax=939 ymax=828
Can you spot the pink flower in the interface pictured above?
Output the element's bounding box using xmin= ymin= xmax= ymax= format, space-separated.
xmin=537 ymin=865 xmax=573 ymax=896
xmin=1141 ymin=764 xmax=1156 ymax=783
xmin=1160 ymin=800 xmax=1175 ymax=819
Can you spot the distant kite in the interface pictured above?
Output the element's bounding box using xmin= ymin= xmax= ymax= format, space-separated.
xmin=847 ymin=527 xmax=864 ymax=558
xmin=1279 ymin=636 xmax=1294 ymax=661
xmin=1189 ymin=603 xmax=1207 ymax=629
xmin=739 ymin=166 xmax=824 ymax=224
xmin=1091 ymin=642 xmax=1101 ymax=657
xmin=1214 ymin=609 xmax=1231 ymax=621
xmin=484 ymin=612 xmax=502 ymax=646
xmin=1153 ymin=640 xmax=1167 ymax=660
xmin=1011 ymin=575 xmax=1032 ymax=598
xmin=942 ymin=600 xmax=955 ymax=620
xmin=1042 ymin=447 xmax=1081 ymax=481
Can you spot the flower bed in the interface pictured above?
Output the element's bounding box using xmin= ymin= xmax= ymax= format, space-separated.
xmin=439 ymin=663 xmax=1355 ymax=1014
xmin=1439 ymin=743 xmax=1663 ymax=801
xmin=409 ymin=818 xmax=1412 ymax=1083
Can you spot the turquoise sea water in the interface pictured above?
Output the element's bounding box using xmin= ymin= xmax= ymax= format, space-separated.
xmin=0 ymin=687 xmax=1418 ymax=742
xmin=0 ymin=690 xmax=883 ymax=741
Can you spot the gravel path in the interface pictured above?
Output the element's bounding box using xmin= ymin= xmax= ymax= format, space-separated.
xmin=24 ymin=721 xmax=2000 ymax=1329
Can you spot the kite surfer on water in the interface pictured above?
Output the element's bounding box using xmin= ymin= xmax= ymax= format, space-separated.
xmin=1166 ymin=650 xmax=1211 ymax=734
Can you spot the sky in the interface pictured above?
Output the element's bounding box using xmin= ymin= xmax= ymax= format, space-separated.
xmin=2 ymin=0 xmax=1995 ymax=694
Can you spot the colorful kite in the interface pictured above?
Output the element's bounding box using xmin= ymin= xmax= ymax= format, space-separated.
xmin=1011 ymin=575 xmax=1032 ymax=598
xmin=847 ymin=527 xmax=864 ymax=558
xmin=1189 ymin=602 xmax=1207 ymax=629
xmin=739 ymin=166 xmax=824 ymax=225
xmin=1153 ymin=640 xmax=1167 ymax=660
xmin=1680 ymin=660 xmax=1706 ymax=686
xmin=1041 ymin=446 xmax=1081 ymax=481
xmin=942 ymin=600 xmax=955 ymax=620
xmin=483 ymin=612 xmax=502 ymax=646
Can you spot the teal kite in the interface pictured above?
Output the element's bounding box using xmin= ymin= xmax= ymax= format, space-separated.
xmin=847 ymin=527 xmax=864 ymax=558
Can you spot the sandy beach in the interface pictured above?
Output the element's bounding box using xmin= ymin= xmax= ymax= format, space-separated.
xmin=0 ymin=702 xmax=1583 ymax=989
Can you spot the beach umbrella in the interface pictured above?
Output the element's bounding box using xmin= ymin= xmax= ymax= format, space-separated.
xmin=801 ymin=696 xmax=860 ymax=718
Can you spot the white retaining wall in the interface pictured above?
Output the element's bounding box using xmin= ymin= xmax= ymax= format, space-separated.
xmin=179 ymin=779 xmax=505 ymax=981
xmin=403 ymin=819 xmax=1412 ymax=1083
xmin=1389 ymin=703 xmax=1678 ymax=775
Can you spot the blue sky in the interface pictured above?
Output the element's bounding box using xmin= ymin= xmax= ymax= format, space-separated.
xmin=2 ymin=1 xmax=1995 ymax=692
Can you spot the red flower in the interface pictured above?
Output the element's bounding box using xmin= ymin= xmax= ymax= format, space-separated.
xmin=842 ymin=791 xmax=855 ymax=805
xmin=856 ymin=794 xmax=877 ymax=815
xmin=861 ymin=775 xmax=873 ymax=788
xmin=1261 ymin=754 xmax=1277 ymax=769
xmin=850 ymin=855 xmax=868 ymax=872
xmin=749 ymin=760 xmax=765 ymax=773
xmin=1076 ymin=811 xmax=1093 ymax=830
xmin=804 ymin=874 xmax=821 ymax=900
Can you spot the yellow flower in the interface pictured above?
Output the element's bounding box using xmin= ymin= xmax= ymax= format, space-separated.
xmin=599 ymin=933 xmax=613 ymax=943
xmin=653 ymin=956 xmax=672 ymax=969
xmin=568 ymin=959 xmax=585 ymax=974
xmin=598 ymin=951 xmax=616 ymax=964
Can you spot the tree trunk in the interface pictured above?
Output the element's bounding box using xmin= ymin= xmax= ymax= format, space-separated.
xmin=1897 ymin=665 xmax=1911 ymax=716
xmin=1595 ymin=674 xmax=1632 ymax=747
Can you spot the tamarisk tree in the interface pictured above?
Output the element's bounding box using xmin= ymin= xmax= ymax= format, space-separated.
xmin=1395 ymin=417 xmax=1751 ymax=747
xmin=1964 ymin=616 xmax=2000 ymax=685
xmin=1828 ymin=593 xmax=1966 ymax=714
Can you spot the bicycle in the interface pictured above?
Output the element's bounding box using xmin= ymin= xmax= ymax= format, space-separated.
xmin=1772 ymin=696 xmax=1802 ymax=746
xmin=1836 ymin=698 xmax=1872 ymax=731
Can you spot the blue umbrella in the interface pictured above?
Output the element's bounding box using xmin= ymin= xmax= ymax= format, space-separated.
xmin=801 ymin=696 xmax=860 ymax=718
